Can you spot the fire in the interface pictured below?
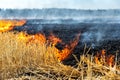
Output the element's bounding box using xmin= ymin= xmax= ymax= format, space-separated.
xmin=94 ymin=49 xmax=115 ymax=67
xmin=94 ymin=52 xmax=101 ymax=65
xmin=0 ymin=20 xmax=26 ymax=32
xmin=17 ymin=32 xmax=46 ymax=44
xmin=17 ymin=32 xmax=31 ymax=42
xmin=55 ymin=33 xmax=80 ymax=61
xmin=48 ymin=33 xmax=62 ymax=46
xmin=17 ymin=32 xmax=80 ymax=61
xmin=0 ymin=19 xmax=80 ymax=61
xmin=1 ymin=19 xmax=116 ymax=64
xmin=29 ymin=33 xmax=46 ymax=44
xmin=106 ymin=55 xmax=115 ymax=67
xmin=101 ymin=49 xmax=106 ymax=55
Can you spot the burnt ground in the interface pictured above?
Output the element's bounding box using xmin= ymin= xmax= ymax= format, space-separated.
xmin=13 ymin=19 xmax=120 ymax=66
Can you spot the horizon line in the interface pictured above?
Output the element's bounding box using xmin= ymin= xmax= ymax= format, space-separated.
xmin=0 ymin=8 xmax=120 ymax=10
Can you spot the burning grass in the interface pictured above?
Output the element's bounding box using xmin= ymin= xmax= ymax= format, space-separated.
xmin=0 ymin=20 xmax=26 ymax=32
xmin=0 ymin=32 xmax=81 ymax=79
xmin=0 ymin=19 xmax=120 ymax=79
xmin=0 ymin=32 xmax=120 ymax=80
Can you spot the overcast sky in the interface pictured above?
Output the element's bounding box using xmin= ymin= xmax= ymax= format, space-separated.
xmin=0 ymin=0 xmax=120 ymax=9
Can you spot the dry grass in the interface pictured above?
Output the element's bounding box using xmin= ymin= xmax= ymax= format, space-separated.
xmin=0 ymin=32 xmax=120 ymax=80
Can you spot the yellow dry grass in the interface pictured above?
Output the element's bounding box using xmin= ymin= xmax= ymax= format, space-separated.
xmin=0 ymin=32 xmax=120 ymax=80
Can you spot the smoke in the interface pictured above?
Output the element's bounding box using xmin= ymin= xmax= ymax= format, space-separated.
xmin=81 ymin=23 xmax=120 ymax=47
xmin=0 ymin=9 xmax=120 ymax=20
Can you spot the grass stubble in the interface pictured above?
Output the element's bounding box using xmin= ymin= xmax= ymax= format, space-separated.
xmin=0 ymin=32 xmax=120 ymax=80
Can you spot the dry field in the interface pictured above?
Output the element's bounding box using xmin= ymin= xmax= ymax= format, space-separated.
xmin=0 ymin=32 xmax=120 ymax=80
xmin=0 ymin=20 xmax=120 ymax=80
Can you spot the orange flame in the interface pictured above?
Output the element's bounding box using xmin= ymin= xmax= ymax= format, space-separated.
xmin=0 ymin=20 xmax=26 ymax=32
xmin=29 ymin=34 xmax=46 ymax=44
xmin=0 ymin=19 xmax=80 ymax=61
xmin=17 ymin=32 xmax=80 ymax=61
xmin=94 ymin=52 xmax=101 ymax=65
xmin=94 ymin=49 xmax=115 ymax=67
xmin=106 ymin=55 xmax=115 ymax=67
xmin=56 ymin=33 xmax=80 ymax=61
xmin=101 ymin=49 xmax=106 ymax=55
xmin=17 ymin=32 xmax=31 ymax=42
xmin=48 ymin=33 xmax=62 ymax=46
xmin=17 ymin=32 xmax=46 ymax=45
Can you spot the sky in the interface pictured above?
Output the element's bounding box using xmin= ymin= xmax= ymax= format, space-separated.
xmin=0 ymin=0 xmax=120 ymax=9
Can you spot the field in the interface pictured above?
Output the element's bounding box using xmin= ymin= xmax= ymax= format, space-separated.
xmin=0 ymin=19 xmax=120 ymax=80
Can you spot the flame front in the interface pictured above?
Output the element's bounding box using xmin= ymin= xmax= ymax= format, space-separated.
xmin=56 ymin=33 xmax=80 ymax=61
xmin=17 ymin=32 xmax=80 ymax=61
xmin=0 ymin=20 xmax=26 ymax=32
